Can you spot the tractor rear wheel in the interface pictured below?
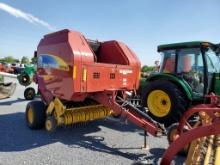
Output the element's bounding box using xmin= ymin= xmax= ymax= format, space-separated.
xmin=25 ymin=101 xmax=46 ymax=129
xmin=142 ymin=80 xmax=188 ymax=126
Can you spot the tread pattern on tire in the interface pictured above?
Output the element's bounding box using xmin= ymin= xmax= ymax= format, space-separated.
xmin=25 ymin=101 xmax=46 ymax=129
xmin=141 ymin=80 xmax=188 ymax=126
xmin=24 ymin=87 xmax=36 ymax=100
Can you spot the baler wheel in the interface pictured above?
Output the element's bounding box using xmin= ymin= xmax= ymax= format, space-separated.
xmin=24 ymin=87 xmax=36 ymax=100
xmin=45 ymin=116 xmax=57 ymax=132
xmin=167 ymin=123 xmax=189 ymax=155
xmin=25 ymin=101 xmax=46 ymax=129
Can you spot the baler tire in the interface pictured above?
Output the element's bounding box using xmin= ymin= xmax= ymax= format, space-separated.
xmin=45 ymin=116 xmax=57 ymax=132
xmin=167 ymin=123 xmax=190 ymax=155
xmin=24 ymin=87 xmax=36 ymax=100
xmin=142 ymin=80 xmax=188 ymax=126
xmin=25 ymin=101 xmax=46 ymax=129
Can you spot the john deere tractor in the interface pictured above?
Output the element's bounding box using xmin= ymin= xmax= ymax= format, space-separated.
xmin=141 ymin=41 xmax=220 ymax=125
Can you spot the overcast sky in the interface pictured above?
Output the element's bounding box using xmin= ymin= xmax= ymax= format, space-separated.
xmin=0 ymin=0 xmax=219 ymax=65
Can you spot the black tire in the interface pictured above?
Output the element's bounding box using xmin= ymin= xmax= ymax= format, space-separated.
xmin=18 ymin=73 xmax=31 ymax=86
xmin=24 ymin=87 xmax=36 ymax=100
xmin=141 ymin=80 xmax=188 ymax=126
xmin=167 ymin=123 xmax=189 ymax=155
xmin=25 ymin=101 xmax=46 ymax=129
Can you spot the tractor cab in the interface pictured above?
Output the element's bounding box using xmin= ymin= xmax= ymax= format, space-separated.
xmin=158 ymin=41 xmax=220 ymax=99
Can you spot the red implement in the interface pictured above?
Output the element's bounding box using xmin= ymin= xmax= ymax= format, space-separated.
xmin=161 ymin=94 xmax=220 ymax=165
xmin=35 ymin=29 xmax=164 ymax=136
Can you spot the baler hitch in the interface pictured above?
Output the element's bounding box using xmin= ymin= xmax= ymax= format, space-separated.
xmin=116 ymin=96 xmax=166 ymax=136
xmin=91 ymin=92 xmax=166 ymax=137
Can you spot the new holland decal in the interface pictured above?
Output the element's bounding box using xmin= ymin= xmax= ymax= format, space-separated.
xmin=38 ymin=54 xmax=69 ymax=71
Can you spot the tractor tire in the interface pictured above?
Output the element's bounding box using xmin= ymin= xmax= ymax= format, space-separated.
xmin=167 ymin=123 xmax=189 ymax=155
xmin=142 ymin=80 xmax=188 ymax=126
xmin=25 ymin=101 xmax=46 ymax=129
xmin=24 ymin=87 xmax=36 ymax=100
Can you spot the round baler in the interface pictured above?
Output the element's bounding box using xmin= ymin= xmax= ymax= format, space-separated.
xmin=26 ymin=29 xmax=165 ymax=136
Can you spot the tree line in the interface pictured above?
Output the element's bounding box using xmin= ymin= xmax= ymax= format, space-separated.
xmin=0 ymin=56 xmax=36 ymax=64
xmin=141 ymin=65 xmax=155 ymax=72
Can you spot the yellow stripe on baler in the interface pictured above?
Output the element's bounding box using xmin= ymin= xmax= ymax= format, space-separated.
xmin=73 ymin=65 xmax=77 ymax=80
xmin=83 ymin=68 xmax=87 ymax=82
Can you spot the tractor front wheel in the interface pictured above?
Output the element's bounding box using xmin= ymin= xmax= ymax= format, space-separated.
xmin=25 ymin=101 xmax=46 ymax=129
xmin=142 ymin=80 xmax=188 ymax=126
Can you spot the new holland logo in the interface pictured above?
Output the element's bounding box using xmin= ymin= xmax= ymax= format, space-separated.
xmin=119 ymin=69 xmax=133 ymax=75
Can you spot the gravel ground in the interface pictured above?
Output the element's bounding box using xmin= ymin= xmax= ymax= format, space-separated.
xmin=0 ymin=77 xmax=184 ymax=165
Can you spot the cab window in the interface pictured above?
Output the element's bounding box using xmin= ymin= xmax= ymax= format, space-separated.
xmin=177 ymin=48 xmax=204 ymax=95
xmin=205 ymin=48 xmax=220 ymax=73
xmin=160 ymin=50 xmax=176 ymax=73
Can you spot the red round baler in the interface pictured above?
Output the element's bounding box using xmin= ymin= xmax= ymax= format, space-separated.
xmin=26 ymin=29 xmax=164 ymax=136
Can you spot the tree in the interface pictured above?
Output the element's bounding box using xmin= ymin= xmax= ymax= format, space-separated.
xmin=21 ymin=56 xmax=30 ymax=64
xmin=141 ymin=65 xmax=155 ymax=72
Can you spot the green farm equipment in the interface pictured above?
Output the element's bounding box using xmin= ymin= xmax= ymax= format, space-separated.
xmin=141 ymin=41 xmax=220 ymax=125
xmin=0 ymin=73 xmax=16 ymax=100
xmin=17 ymin=64 xmax=37 ymax=100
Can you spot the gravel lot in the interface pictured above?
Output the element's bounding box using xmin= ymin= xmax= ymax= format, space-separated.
xmin=0 ymin=78 xmax=184 ymax=165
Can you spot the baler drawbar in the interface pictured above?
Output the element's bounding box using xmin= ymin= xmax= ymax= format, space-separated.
xmin=25 ymin=29 xmax=165 ymax=137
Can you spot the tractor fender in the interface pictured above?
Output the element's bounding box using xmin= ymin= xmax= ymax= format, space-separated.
xmin=145 ymin=73 xmax=193 ymax=101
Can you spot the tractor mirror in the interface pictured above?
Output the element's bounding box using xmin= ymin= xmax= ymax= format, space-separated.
xmin=34 ymin=51 xmax=37 ymax=58
xmin=217 ymin=44 xmax=220 ymax=56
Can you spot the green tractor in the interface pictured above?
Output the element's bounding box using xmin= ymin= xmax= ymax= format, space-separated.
xmin=17 ymin=64 xmax=37 ymax=100
xmin=141 ymin=41 xmax=220 ymax=125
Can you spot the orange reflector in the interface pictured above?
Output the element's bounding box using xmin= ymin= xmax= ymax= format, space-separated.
xmin=73 ymin=65 xmax=76 ymax=80
xmin=83 ymin=68 xmax=87 ymax=82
